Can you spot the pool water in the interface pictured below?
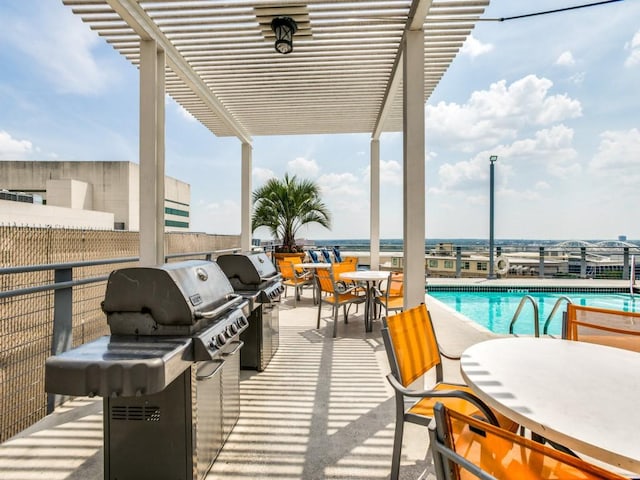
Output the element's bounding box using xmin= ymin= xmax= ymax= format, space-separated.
xmin=427 ymin=291 xmax=640 ymax=336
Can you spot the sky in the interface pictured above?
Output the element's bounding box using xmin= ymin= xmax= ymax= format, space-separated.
xmin=0 ymin=1 xmax=639 ymax=241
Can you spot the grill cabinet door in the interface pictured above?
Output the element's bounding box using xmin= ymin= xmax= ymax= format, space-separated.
xmin=104 ymin=368 xmax=193 ymax=480
xmin=222 ymin=338 xmax=242 ymax=440
xmin=196 ymin=360 xmax=224 ymax=478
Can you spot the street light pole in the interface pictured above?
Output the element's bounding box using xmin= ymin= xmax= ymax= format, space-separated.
xmin=488 ymin=155 xmax=498 ymax=279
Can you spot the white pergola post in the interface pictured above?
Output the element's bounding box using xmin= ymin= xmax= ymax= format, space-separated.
xmin=241 ymin=142 xmax=252 ymax=252
xmin=403 ymin=29 xmax=426 ymax=309
xmin=370 ymin=139 xmax=380 ymax=270
xmin=156 ymin=48 xmax=165 ymax=264
xmin=139 ymin=39 xmax=165 ymax=266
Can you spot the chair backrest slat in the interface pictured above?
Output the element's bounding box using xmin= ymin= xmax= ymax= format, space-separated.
xmin=387 ymin=272 xmax=403 ymax=297
xmin=383 ymin=304 xmax=440 ymax=387
xmin=564 ymin=304 xmax=640 ymax=352
xmin=277 ymin=259 xmax=295 ymax=280
xmin=316 ymin=268 xmax=335 ymax=294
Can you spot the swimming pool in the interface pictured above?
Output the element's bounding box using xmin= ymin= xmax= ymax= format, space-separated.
xmin=427 ymin=290 xmax=640 ymax=336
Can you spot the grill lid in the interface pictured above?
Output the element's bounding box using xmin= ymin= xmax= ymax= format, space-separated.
xmin=102 ymin=260 xmax=235 ymax=331
xmin=217 ymin=252 xmax=278 ymax=286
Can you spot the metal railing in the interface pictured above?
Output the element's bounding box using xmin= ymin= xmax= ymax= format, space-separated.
xmin=508 ymin=295 xmax=574 ymax=337
xmin=508 ymin=295 xmax=540 ymax=337
xmin=291 ymin=241 xmax=640 ymax=280
xmin=542 ymin=296 xmax=573 ymax=335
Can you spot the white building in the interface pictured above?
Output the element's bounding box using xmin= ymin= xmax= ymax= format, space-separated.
xmin=0 ymin=161 xmax=190 ymax=231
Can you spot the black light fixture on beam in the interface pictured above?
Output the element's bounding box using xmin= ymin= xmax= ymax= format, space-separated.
xmin=271 ymin=16 xmax=297 ymax=54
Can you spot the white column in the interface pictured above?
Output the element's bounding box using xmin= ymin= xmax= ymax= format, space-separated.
xmin=155 ymin=48 xmax=165 ymax=265
xmin=370 ymin=139 xmax=380 ymax=270
xmin=139 ymin=39 xmax=164 ymax=266
xmin=403 ymin=29 xmax=426 ymax=309
xmin=241 ymin=142 xmax=252 ymax=252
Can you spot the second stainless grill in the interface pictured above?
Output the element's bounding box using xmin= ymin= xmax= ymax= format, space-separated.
xmin=217 ymin=252 xmax=283 ymax=371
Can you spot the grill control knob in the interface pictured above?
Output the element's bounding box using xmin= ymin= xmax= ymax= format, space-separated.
xmin=217 ymin=333 xmax=227 ymax=346
xmin=226 ymin=324 xmax=238 ymax=336
xmin=238 ymin=317 xmax=249 ymax=328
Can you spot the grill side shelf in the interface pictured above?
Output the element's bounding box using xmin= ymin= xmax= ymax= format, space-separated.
xmin=44 ymin=336 xmax=193 ymax=398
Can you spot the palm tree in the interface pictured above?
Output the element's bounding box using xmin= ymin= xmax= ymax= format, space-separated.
xmin=252 ymin=173 xmax=331 ymax=252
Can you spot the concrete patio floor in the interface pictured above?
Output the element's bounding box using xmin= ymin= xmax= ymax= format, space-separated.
xmin=0 ymin=288 xmax=499 ymax=480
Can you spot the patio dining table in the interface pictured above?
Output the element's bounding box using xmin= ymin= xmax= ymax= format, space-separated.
xmin=460 ymin=337 xmax=640 ymax=475
xmin=339 ymin=270 xmax=389 ymax=332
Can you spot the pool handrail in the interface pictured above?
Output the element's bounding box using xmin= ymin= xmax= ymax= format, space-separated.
xmin=542 ymin=296 xmax=573 ymax=335
xmin=508 ymin=295 xmax=539 ymax=337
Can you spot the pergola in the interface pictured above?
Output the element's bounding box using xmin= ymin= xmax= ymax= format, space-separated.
xmin=63 ymin=0 xmax=488 ymax=309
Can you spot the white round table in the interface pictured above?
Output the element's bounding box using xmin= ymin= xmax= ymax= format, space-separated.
xmin=339 ymin=270 xmax=390 ymax=332
xmin=460 ymin=337 xmax=640 ymax=474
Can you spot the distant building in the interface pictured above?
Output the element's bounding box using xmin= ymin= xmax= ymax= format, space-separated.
xmin=0 ymin=161 xmax=190 ymax=231
xmin=619 ymin=235 xmax=627 ymax=242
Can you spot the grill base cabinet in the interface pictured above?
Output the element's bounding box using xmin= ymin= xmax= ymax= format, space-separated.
xmin=104 ymin=338 xmax=242 ymax=480
xmin=240 ymin=300 xmax=279 ymax=371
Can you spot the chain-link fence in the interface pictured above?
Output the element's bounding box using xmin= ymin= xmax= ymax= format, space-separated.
xmin=0 ymin=226 xmax=239 ymax=442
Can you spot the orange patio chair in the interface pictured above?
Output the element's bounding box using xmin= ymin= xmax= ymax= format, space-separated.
xmin=374 ymin=271 xmax=404 ymax=317
xmin=277 ymin=258 xmax=314 ymax=307
xmin=315 ymin=263 xmax=365 ymax=338
xmin=341 ymin=255 xmax=359 ymax=268
xmin=429 ymin=402 xmax=627 ymax=480
xmin=382 ymin=304 xmax=518 ymax=480
xmin=563 ymin=304 xmax=640 ymax=352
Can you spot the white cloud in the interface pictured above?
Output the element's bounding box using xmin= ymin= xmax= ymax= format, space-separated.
xmin=0 ymin=3 xmax=117 ymax=95
xmin=176 ymin=104 xmax=196 ymax=122
xmin=588 ymin=128 xmax=640 ymax=185
xmin=252 ymin=167 xmax=276 ymax=185
xmin=318 ymin=172 xmax=363 ymax=197
xmin=0 ymin=131 xmax=34 ymax=159
xmin=624 ymin=30 xmax=640 ymax=67
xmin=426 ymin=75 xmax=582 ymax=152
xmin=568 ymin=72 xmax=586 ymax=85
xmin=190 ymin=199 xmax=240 ymax=234
xmin=499 ymin=125 xmax=580 ymax=178
xmin=433 ymin=125 xmax=579 ymax=193
xmin=460 ymin=34 xmax=494 ymax=58
xmin=380 ymin=160 xmax=402 ymax=186
xmin=287 ymin=156 xmax=320 ymax=177
xmin=555 ymin=51 xmax=576 ymax=67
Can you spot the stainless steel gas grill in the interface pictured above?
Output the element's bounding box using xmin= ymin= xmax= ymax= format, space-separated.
xmin=216 ymin=252 xmax=283 ymax=371
xmin=44 ymin=259 xmax=249 ymax=480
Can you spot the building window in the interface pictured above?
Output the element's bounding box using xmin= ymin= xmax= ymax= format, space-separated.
xmin=462 ymin=261 xmax=470 ymax=270
xmin=429 ymin=259 xmax=438 ymax=268
xmin=114 ymin=222 xmax=125 ymax=230
xmin=444 ymin=260 xmax=453 ymax=269
xmin=165 ymin=207 xmax=189 ymax=218
xmin=165 ymin=220 xmax=189 ymax=228
xmin=477 ymin=262 xmax=487 ymax=271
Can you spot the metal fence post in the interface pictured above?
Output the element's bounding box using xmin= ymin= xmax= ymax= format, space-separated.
xmin=623 ymin=247 xmax=629 ymax=280
xmin=539 ymin=246 xmax=545 ymax=278
xmin=48 ymin=267 xmax=73 ymax=413
xmin=580 ymin=247 xmax=587 ymax=279
xmin=455 ymin=246 xmax=462 ymax=278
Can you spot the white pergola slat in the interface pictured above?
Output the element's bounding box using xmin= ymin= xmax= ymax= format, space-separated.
xmin=64 ymin=0 xmax=488 ymax=139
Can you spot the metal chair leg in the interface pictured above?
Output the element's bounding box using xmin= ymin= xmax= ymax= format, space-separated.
xmin=390 ymin=411 xmax=404 ymax=480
